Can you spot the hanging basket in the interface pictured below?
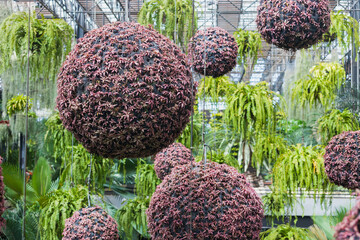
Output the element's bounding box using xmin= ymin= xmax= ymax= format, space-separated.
xmin=256 ymin=0 xmax=331 ymax=50
xmin=147 ymin=161 xmax=264 ymax=239
xmin=324 ymin=130 xmax=360 ymax=190
xmin=153 ymin=142 xmax=194 ymax=180
xmin=63 ymin=206 xmax=119 ymax=240
xmin=188 ymin=27 xmax=238 ymax=77
xmin=56 ymin=21 xmax=196 ymax=159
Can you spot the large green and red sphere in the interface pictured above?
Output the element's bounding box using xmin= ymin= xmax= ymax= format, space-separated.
xmin=188 ymin=27 xmax=238 ymax=77
xmin=56 ymin=22 xmax=195 ymax=159
xmin=147 ymin=161 xmax=264 ymax=239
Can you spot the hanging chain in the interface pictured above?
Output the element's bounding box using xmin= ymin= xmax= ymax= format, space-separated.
xmin=22 ymin=4 xmax=31 ymax=240
xmin=201 ymin=0 xmax=208 ymax=166
xmin=87 ymin=154 xmax=93 ymax=207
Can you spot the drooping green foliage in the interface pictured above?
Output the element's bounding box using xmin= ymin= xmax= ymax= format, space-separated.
xmin=0 ymin=11 xmax=73 ymax=82
xmin=291 ymin=62 xmax=346 ymax=110
xmin=116 ymin=197 xmax=150 ymax=240
xmin=45 ymin=112 xmax=74 ymax=161
xmin=272 ymin=144 xmax=334 ymax=203
xmin=262 ymin=188 xmax=296 ymax=225
xmin=135 ymin=160 xmax=161 ymax=198
xmin=198 ymin=76 xmax=234 ymax=103
xmin=6 ymin=94 xmax=33 ymax=117
xmin=138 ymin=0 xmax=198 ymax=47
xmin=317 ymin=109 xmax=359 ymax=144
xmin=260 ymin=224 xmax=309 ymax=240
xmin=61 ymin=145 xmax=114 ymax=191
xmin=325 ymin=11 xmax=360 ymax=54
xmin=39 ymin=186 xmax=88 ymax=240
xmin=233 ymin=28 xmax=262 ymax=68
xmin=177 ymin=113 xmax=202 ymax=150
xmin=224 ymin=81 xmax=282 ymax=140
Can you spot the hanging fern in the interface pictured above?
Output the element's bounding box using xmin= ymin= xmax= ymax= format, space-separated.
xmin=325 ymin=11 xmax=360 ymax=55
xmin=0 ymin=11 xmax=73 ymax=82
xmin=6 ymin=94 xmax=33 ymax=117
xmin=61 ymin=145 xmax=114 ymax=191
xmin=233 ymin=28 xmax=262 ymax=68
xmin=224 ymin=81 xmax=282 ymax=141
xmin=177 ymin=113 xmax=202 ymax=150
xmin=39 ymin=186 xmax=88 ymax=240
xmin=198 ymin=76 xmax=235 ymax=103
xmin=291 ymin=62 xmax=346 ymax=110
xmin=252 ymin=132 xmax=288 ymax=174
xmin=260 ymin=224 xmax=309 ymax=240
xmin=45 ymin=112 xmax=74 ymax=161
xmin=135 ymin=160 xmax=161 ymax=199
xmin=317 ymin=109 xmax=359 ymax=145
xmin=272 ymin=144 xmax=334 ymax=204
xmin=138 ymin=0 xmax=198 ymax=47
xmin=115 ymin=197 xmax=150 ymax=240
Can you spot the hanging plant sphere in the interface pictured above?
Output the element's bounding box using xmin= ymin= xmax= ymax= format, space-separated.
xmin=324 ymin=131 xmax=360 ymax=190
xmin=147 ymin=161 xmax=264 ymax=239
xmin=154 ymin=142 xmax=194 ymax=180
xmin=188 ymin=27 xmax=238 ymax=77
xmin=256 ymin=0 xmax=331 ymax=51
xmin=334 ymin=198 xmax=360 ymax=239
xmin=57 ymin=22 xmax=195 ymax=159
xmin=63 ymin=206 xmax=119 ymax=239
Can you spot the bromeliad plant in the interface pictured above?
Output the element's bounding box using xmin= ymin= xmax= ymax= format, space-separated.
xmin=324 ymin=11 xmax=360 ymax=54
xmin=6 ymin=94 xmax=33 ymax=117
xmin=317 ymin=109 xmax=359 ymax=145
xmin=291 ymin=62 xmax=346 ymax=110
xmin=233 ymin=28 xmax=262 ymax=68
xmin=273 ymin=144 xmax=334 ymax=204
xmin=0 ymin=11 xmax=73 ymax=81
xmin=138 ymin=0 xmax=198 ymax=47
xmin=147 ymin=161 xmax=264 ymax=240
xmin=57 ymin=21 xmax=195 ymax=159
xmin=256 ymin=0 xmax=330 ymax=50
xmin=324 ymin=130 xmax=360 ymax=190
xmin=188 ymin=27 xmax=238 ymax=77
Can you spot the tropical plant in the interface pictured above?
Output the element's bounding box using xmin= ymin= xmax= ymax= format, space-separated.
xmin=317 ymin=109 xmax=359 ymax=144
xmin=116 ymin=196 xmax=150 ymax=240
xmin=176 ymin=113 xmax=202 ymax=150
xmin=61 ymin=145 xmax=114 ymax=191
xmin=256 ymin=0 xmax=330 ymax=50
xmin=0 ymin=11 xmax=73 ymax=82
xmin=44 ymin=112 xmax=74 ymax=161
xmin=57 ymin=21 xmax=195 ymax=159
xmin=260 ymin=224 xmax=309 ymax=240
xmin=200 ymin=150 xmax=241 ymax=170
xmin=273 ymin=144 xmax=334 ymax=203
xmin=198 ymin=75 xmax=234 ymax=103
xmin=6 ymin=94 xmax=33 ymax=117
xmin=233 ymin=28 xmax=262 ymax=68
xmin=138 ymin=0 xmax=198 ymax=47
xmin=325 ymin=11 xmax=360 ymax=54
xmin=291 ymin=62 xmax=346 ymax=110
xmin=38 ymin=185 xmax=88 ymax=240
xmin=135 ymin=160 xmax=161 ymax=198
xmin=224 ymin=81 xmax=282 ymax=141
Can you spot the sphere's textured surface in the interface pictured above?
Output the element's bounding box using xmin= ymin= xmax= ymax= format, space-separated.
xmin=256 ymin=0 xmax=331 ymax=50
xmin=147 ymin=161 xmax=264 ymax=239
xmin=324 ymin=131 xmax=360 ymax=190
xmin=154 ymin=142 xmax=194 ymax=180
xmin=0 ymin=156 xmax=5 ymax=230
xmin=63 ymin=206 xmax=119 ymax=240
xmin=188 ymin=27 xmax=238 ymax=77
xmin=334 ymin=197 xmax=360 ymax=239
xmin=57 ymin=22 xmax=195 ymax=158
